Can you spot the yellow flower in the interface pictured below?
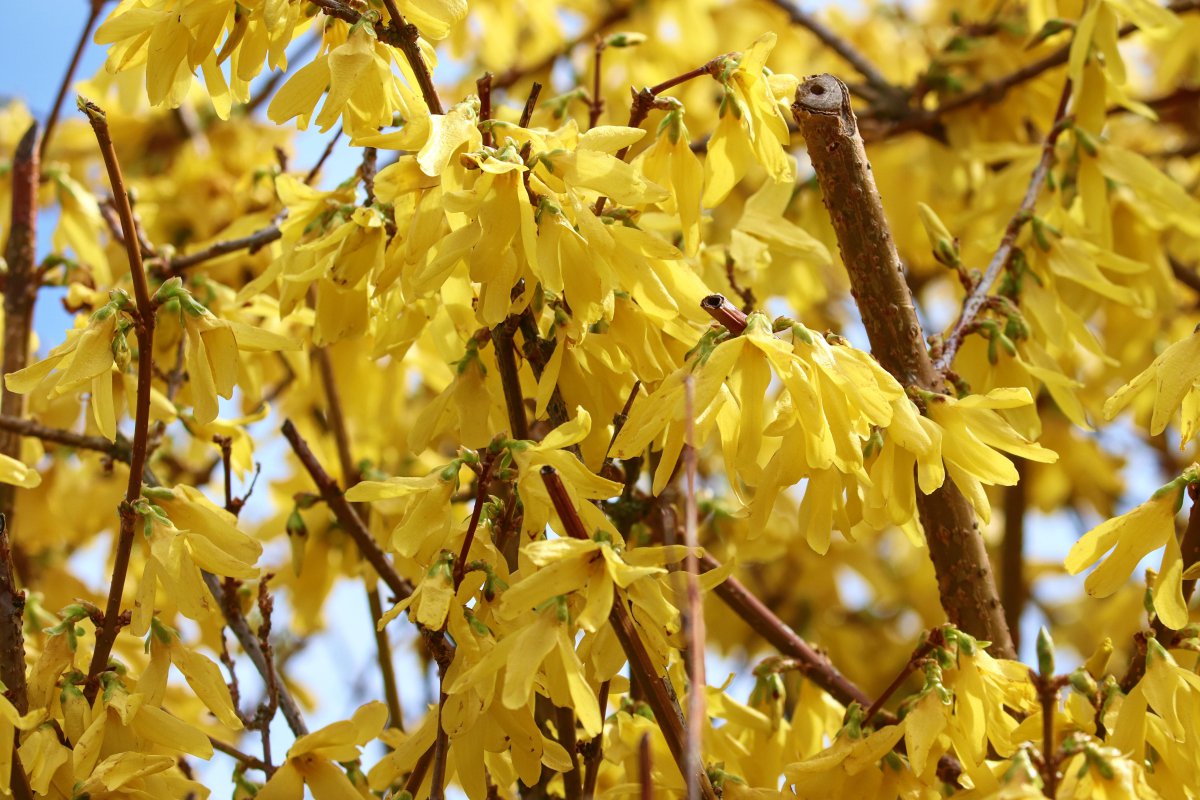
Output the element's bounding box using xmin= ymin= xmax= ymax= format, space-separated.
xmin=132 ymin=485 xmax=263 ymax=635
xmin=269 ymin=22 xmax=419 ymax=136
xmin=919 ymin=387 xmax=1058 ymax=523
xmin=5 ymin=298 xmax=123 ymax=440
xmin=252 ymin=701 xmax=388 ymax=800
xmin=1065 ymin=468 xmax=1195 ymax=629
xmin=703 ymin=33 xmax=796 ymax=206
xmin=161 ymin=278 xmax=299 ymax=425
xmin=0 ymin=453 xmax=40 ymax=489
xmin=1104 ymin=327 xmax=1200 ymax=447
xmin=638 ymin=108 xmax=705 ymax=255
xmin=0 ymin=694 xmax=41 ymax=792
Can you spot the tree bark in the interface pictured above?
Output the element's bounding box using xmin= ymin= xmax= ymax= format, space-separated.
xmin=792 ymin=75 xmax=1015 ymax=659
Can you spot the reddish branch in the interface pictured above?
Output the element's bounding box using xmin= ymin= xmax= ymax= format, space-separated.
xmin=934 ymin=80 xmax=1072 ymax=374
xmin=681 ymin=378 xmax=706 ymax=800
xmin=700 ymin=294 xmax=748 ymax=334
xmin=166 ymin=224 xmax=282 ymax=274
xmin=79 ymin=98 xmax=159 ymax=686
xmin=863 ymin=631 xmax=940 ymax=725
xmin=1 ymin=123 xmax=40 ymax=537
xmin=540 ymin=467 xmax=718 ymax=800
xmin=792 ymin=75 xmax=1014 ymax=659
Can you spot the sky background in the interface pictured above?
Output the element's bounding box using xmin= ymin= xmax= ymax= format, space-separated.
xmin=0 ymin=0 xmax=1174 ymax=794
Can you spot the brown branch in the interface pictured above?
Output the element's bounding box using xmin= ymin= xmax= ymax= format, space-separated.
xmin=589 ymin=39 xmax=606 ymax=129
xmin=307 ymin=0 xmax=443 ymax=114
xmin=1001 ymin=459 xmax=1028 ymax=653
xmin=492 ymin=320 xmax=530 ymax=440
xmin=477 ymin=72 xmax=494 ymax=147
xmin=254 ymin=580 xmax=279 ymax=774
xmin=430 ymin=689 xmax=449 ymax=800
xmin=681 ymin=378 xmax=705 ymax=800
xmin=41 ymin=1 xmax=105 ymax=161
xmin=766 ymin=0 xmax=903 ymax=110
xmin=792 ymin=75 xmax=1014 ymax=659
xmin=79 ymin=98 xmax=159 ymax=686
xmin=556 ymin=705 xmax=583 ymax=800
xmin=0 ymin=415 xmax=131 ymax=462
xmin=361 ymin=147 xmax=378 ymax=207
xmin=639 ymin=733 xmax=653 ymax=800
xmin=581 ymin=680 xmax=611 ymax=797
xmin=700 ymin=294 xmax=748 ymax=334
xmin=453 ymin=452 xmax=496 ymax=587
xmin=210 ymin=736 xmax=271 ymax=773
xmin=540 ymin=467 xmax=718 ymax=800
xmin=0 ymin=517 xmax=33 ymax=800
xmin=281 ymin=419 xmax=413 ymax=601
xmin=519 ymin=82 xmax=542 ymax=128
xmin=205 ymin=572 xmax=309 ymax=736
xmin=934 ymin=80 xmax=1072 ymax=374
xmin=165 ymin=223 xmax=282 ymax=274
xmin=1 ymin=123 xmax=41 ymax=529
xmin=868 ymin=0 xmax=1200 ymax=141
xmin=304 ymin=127 xmax=343 ymax=186
xmin=367 ymin=585 xmax=405 ymax=731
xmin=493 ymin=2 xmax=635 ymax=90
xmin=0 ymin=515 xmax=26 ymax=715
xmin=697 ymin=554 xmax=882 ymax=718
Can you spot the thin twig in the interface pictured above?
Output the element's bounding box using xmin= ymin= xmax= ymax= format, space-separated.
xmin=454 ymin=452 xmax=496 ymax=587
xmin=41 ymin=1 xmax=106 ymax=161
xmin=934 ymin=79 xmax=1072 ymax=374
xmin=281 ymin=419 xmax=413 ymax=601
xmin=862 ymin=631 xmax=939 ymax=726
xmin=165 ymin=224 xmax=283 ymax=275
xmin=210 ymin=736 xmax=271 ymax=773
xmin=477 ymin=72 xmax=494 ymax=147
xmin=589 ymin=39 xmax=606 ymax=129
xmin=304 ymin=126 xmax=343 ymax=185
xmin=430 ymin=689 xmax=449 ymax=800
xmin=367 ymin=585 xmax=405 ymax=730
xmin=78 ymin=97 xmax=158 ymax=688
xmin=255 ymin=580 xmax=279 ymax=774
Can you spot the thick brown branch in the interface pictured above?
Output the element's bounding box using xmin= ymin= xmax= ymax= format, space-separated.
xmin=792 ymin=74 xmax=1014 ymax=658
xmin=78 ymin=98 xmax=158 ymax=685
xmin=281 ymin=419 xmax=413 ymax=601
xmin=540 ymin=467 xmax=718 ymax=800
xmin=934 ymin=80 xmax=1072 ymax=373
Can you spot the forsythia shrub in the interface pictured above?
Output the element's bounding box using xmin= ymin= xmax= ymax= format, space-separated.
xmin=3 ymin=0 xmax=1200 ymax=797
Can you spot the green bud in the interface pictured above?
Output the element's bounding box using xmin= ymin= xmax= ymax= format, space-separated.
xmin=1036 ymin=626 xmax=1055 ymax=676
xmin=1069 ymin=667 xmax=1097 ymax=696
xmin=605 ymin=32 xmax=647 ymax=48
